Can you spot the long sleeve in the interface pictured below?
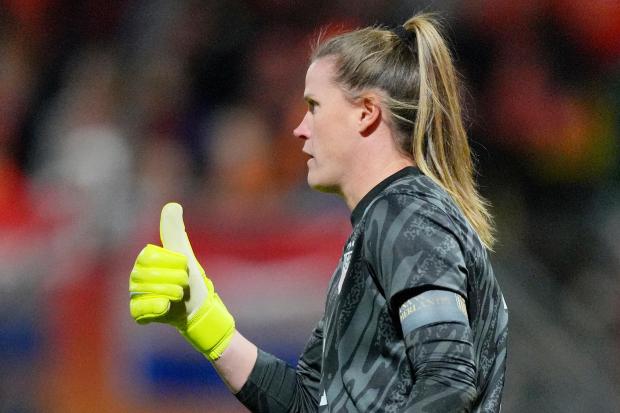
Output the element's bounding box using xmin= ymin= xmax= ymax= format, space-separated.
xmin=402 ymin=321 xmax=477 ymax=412
xmin=235 ymin=320 xmax=323 ymax=412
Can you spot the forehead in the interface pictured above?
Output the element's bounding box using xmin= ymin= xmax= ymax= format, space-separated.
xmin=304 ymin=57 xmax=339 ymax=96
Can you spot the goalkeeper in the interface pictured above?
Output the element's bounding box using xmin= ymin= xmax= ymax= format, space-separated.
xmin=129 ymin=13 xmax=507 ymax=412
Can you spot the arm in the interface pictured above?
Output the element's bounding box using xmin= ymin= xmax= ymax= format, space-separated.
xmin=364 ymin=195 xmax=477 ymax=410
xmin=212 ymin=330 xmax=258 ymax=393
xmin=398 ymin=290 xmax=477 ymax=412
xmin=235 ymin=318 xmax=323 ymax=412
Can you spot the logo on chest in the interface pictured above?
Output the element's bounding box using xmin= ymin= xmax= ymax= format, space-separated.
xmin=337 ymin=245 xmax=354 ymax=294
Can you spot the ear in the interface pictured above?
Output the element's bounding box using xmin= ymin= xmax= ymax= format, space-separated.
xmin=358 ymin=94 xmax=382 ymax=137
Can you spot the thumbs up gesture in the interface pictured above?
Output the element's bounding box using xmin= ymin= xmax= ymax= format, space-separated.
xmin=129 ymin=203 xmax=235 ymax=361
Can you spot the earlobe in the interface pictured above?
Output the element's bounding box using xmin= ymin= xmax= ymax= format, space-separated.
xmin=359 ymin=96 xmax=381 ymax=136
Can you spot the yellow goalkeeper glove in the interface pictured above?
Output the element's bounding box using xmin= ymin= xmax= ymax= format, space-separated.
xmin=129 ymin=202 xmax=235 ymax=361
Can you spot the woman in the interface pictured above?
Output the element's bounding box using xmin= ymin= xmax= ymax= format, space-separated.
xmin=129 ymin=13 xmax=508 ymax=412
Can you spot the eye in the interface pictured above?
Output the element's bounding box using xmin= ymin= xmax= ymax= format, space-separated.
xmin=306 ymin=99 xmax=317 ymax=113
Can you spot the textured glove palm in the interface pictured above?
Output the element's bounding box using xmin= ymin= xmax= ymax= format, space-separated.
xmin=129 ymin=203 xmax=235 ymax=361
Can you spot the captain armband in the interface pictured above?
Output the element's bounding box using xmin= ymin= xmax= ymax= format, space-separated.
xmin=398 ymin=290 xmax=469 ymax=335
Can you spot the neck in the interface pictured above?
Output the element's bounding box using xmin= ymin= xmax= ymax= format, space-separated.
xmin=341 ymin=156 xmax=414 ymax=211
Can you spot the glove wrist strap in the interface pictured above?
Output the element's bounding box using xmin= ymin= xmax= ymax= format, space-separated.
xmin=179 ymin=293 xmax=235 ymax=361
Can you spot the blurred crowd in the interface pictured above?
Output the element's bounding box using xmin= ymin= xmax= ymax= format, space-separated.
xmin=0 ymin=1 xmax=618 ymax=412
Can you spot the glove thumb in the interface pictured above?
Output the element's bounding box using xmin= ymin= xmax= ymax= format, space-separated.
xmin=160 ymin=202 xmax=208 ymax=315
xmin=160 ymin=203 xmax=195 ymax=260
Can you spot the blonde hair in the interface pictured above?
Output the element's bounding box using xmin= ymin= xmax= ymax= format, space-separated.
xmin=312 ymin=13 xmax=495 ymax=249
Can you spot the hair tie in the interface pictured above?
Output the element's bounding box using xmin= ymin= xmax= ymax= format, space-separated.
xmin=392 ymin=25 xmax=416 ymax=48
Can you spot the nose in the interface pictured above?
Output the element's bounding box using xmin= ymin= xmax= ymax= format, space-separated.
xmin=293 ymin=112 xmax=310 ymax=140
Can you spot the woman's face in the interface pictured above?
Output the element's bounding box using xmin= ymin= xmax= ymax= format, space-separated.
xmin=293 ymin=57 xmax=360 ymax=194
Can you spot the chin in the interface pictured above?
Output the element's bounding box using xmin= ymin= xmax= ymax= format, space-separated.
xmin=307 ymin=173 xmax=340 ymax=195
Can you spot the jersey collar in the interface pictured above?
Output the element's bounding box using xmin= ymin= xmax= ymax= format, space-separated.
xmin=350 ymin=166 xmax=421 ymax=227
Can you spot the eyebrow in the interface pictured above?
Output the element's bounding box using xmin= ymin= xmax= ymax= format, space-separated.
xmin=304 ymin=95 xmax=317 ymax=103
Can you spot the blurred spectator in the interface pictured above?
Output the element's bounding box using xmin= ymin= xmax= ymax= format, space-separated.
xmin=0 ymin=17 xmax=37 ymax=229
xmin=197 ymin=105 xmax=280 ymax=224
xmin=32 ymin=48 xmax=133 ymax=249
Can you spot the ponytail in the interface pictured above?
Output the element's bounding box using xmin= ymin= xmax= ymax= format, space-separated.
xmin=406 ymin=14 xmax=495 ymax=249
xmin=313 ymin=13 xmax=495 ymax=249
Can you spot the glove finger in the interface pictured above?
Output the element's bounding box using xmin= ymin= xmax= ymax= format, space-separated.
xmin=130 ymin=266 xmax=189 ymax=287
xmin=130 ymin=295 xmax=171 ymax=323
xmin=129 ymin=282 xmax=185 ymax=301
xmin=135 ymin=244 xmax=188 ymax=269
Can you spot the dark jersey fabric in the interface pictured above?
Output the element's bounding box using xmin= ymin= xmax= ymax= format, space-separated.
xmin=237 ymin=167 xmax=508 ymax=412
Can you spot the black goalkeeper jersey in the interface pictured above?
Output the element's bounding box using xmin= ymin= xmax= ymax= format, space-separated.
xmin=238 ymin=166 xmax=508 ymax=412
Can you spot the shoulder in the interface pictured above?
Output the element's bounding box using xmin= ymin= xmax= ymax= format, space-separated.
xmin=358 ymin=175 xmax=474 ymax=301
xmin=360 ymin=174 xmax=482 ymax=262
xmin=362 ymin=175 xmax=460 ymax=235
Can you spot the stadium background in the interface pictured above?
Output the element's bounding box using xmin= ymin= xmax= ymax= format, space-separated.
xmin=0 ymin=0 xmax=618 ymax=412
